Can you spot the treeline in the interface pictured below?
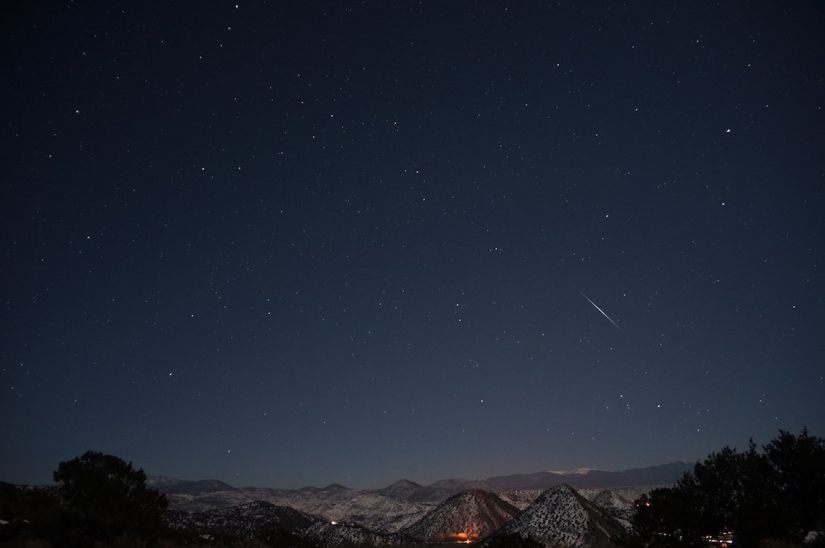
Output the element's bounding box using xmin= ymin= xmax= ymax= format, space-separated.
xmin=622 ymin=428 xmax=825 ymax=548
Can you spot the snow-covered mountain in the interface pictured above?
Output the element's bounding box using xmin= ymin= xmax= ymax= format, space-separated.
xmin=498 ymin=489 xmax=544 ymax=510
xmin=159 ymin=481 xmax=434 ymax=533
xmin=490 ymin=484 xmax=628 ymax=548
xmin=577 ymin=488 xmax=635 ymax=529
xmin=549 ymin=467 xmax=600 ymax=475
xmin=150 ymin=462 xmax=691 ymax=543
xmin=155 ymin=476 xmax=507 ymax=533
xmin=166 ymin=484 xmax=632 ymax=547
xmin=402 ymin=489 xmax=520 ymax=543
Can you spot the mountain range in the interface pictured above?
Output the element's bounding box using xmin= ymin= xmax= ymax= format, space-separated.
xmin=163 ymin=484 xmax=638 ymax=547
xmin=150 ymin=462 xmax=692 ymax=546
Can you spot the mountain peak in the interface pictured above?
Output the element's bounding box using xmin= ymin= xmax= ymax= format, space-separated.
xmin=321 ymin=483 xmax=352 ymax=492
xmin=494 ymin=484 xmax=627 ymax=548
xmin=381 ymin=478 xmax=423 ymax=491
xmin=403 ymin=488 xmax=520 ymax=543
xmin=149 ymin=477 xmax=237 ymax=494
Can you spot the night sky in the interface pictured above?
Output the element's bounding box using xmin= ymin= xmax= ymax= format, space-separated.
xmin=2 ymin=1 xmax=823 ymax=490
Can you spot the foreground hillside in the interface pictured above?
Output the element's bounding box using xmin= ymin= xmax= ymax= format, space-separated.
xmin=168 ymin=500 xmax=416 ymax=546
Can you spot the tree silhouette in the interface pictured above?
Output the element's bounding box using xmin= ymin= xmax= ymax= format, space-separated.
xmin=628 ymin=429 xmax=825 ymax=548
xmin=763 ymin=428 xmax=825 ymax=543
xmin=53 ymin=450 xmax=168 ymax=544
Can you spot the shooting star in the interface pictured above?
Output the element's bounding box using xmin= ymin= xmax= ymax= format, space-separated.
xmin=579 ymin=291 xmax=621 ymax=329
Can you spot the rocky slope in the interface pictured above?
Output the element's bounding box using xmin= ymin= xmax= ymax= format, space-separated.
xmin=577 ymin=488 xmax=635 ymax=529
xmin=402 ymin=489 xmax=520 ymax=543
xmin=167 ymin=500 xmax=319 ymax=539
xmin=491 ymin=484 xmax=628 ymax=548
xmin=166 ymin=500 xmax=416 ymax=546
xmin=498 ymin=489 xmax=543 ymax=510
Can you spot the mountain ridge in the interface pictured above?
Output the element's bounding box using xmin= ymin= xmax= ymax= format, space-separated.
xmin=485 ymin=461 xmax=694 ymax=491
xmin=148 ymin=460 xmax=692 ymax=494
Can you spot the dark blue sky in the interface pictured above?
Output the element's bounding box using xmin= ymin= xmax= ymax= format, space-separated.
xmin=2 ymin=1 xmax=823 ymax=489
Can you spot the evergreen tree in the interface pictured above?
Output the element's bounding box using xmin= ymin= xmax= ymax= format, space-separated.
xmin=53 ymin=450 xmax=168 ymax=545
xmin=763 ymin=428 xmax=825 ymax=543
xmin=629 ymin=429 xmax=825 ymax=548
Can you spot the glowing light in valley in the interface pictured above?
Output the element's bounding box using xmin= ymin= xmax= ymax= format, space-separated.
xmin=436 ymin=532 xmax=480 ymax=544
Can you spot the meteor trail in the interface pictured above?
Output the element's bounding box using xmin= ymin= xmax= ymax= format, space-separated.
xmin=579 ymin=291 xmax=621 ymax=329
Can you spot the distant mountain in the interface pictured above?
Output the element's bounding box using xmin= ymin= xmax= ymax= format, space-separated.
xmin=489 ymin=484 xmax=627 ymax=548
xmin=145 ymin=476 xmax=190 ymax=489
xmin=429 ymin=478 xmax=502 ymax=498
xmin=319 ymin=483 xmax=351 ymax=493
xmin=148 ymin=477 xmax=237 ymax=494
xmin=402 ymin=489 xmax=520 ymax=543
xmin=296 ymin=483 xmax=353 ymax=494
xmin=149 ymin=462 xmax=688 ymax=500
xmin=375 ymin=477 xmax=502 ymax=503
xmin=485 ymin=461 xmax=693 ymax=490
xmin=548 ymin=467 xmax=599 ymax=475
xmin=582 ymin=461 xmax=694 ymax=486
xmin=377 ymin=479 xmax=435 ymax=502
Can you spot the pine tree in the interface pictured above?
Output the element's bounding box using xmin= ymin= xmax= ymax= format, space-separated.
xmin=53 ymin=450 xmax=168 ymax=545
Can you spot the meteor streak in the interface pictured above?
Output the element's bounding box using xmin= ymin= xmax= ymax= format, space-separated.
xmin=579 ymin=291 xmax=621 ymax=329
